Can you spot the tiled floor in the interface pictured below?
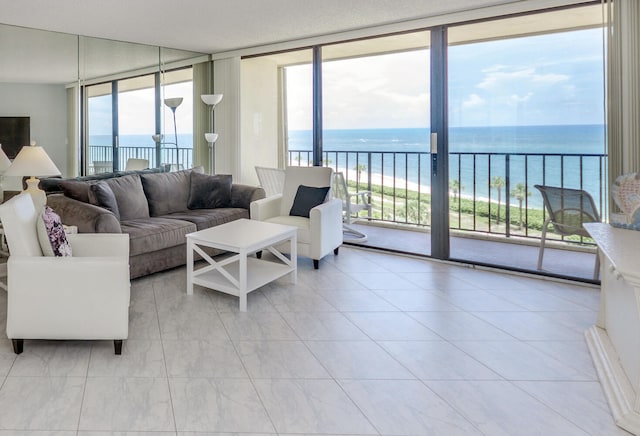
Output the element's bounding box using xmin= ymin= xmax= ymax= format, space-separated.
xmin=0 ymin=246 xmax=629 ymax=435
xmin=347 ymin=223 xmax=599 ymax=281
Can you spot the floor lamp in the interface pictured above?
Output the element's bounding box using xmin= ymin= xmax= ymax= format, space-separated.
xmin=164 ymin=97 xmax=183 ymax=170
xmin=201 ymin=94 xmax=223 ymax=174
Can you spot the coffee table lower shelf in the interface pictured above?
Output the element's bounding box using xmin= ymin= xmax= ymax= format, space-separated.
xmin=191 ymin=257 xmax=293 ymax=299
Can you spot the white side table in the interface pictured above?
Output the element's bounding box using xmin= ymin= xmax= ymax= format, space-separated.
xmin=186 ymin=219 xmax=297 ymax=311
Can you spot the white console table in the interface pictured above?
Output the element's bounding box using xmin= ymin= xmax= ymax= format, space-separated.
xmin=585 ymin=223 xmax=640 ymax=434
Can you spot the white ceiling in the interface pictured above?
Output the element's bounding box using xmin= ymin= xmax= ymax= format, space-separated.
xmin=0 ymin=0 xmax=527 ymax=54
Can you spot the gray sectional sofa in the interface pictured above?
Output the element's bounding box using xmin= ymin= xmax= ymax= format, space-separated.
xmin=43 ymin=167 xmax=265 ymax=278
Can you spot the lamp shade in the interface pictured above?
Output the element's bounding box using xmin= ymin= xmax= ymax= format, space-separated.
xmin=204 ymin=133 xmax=219 ymax=144
xmin=4 ymin=143 xmax=61 ymax=178
xmin=0 ymin=144 xmax=11 ymax=173
xmin=164 ymin=97 xmax=183 ymax=110
xmin=201 ymin=94 xmax=223 ymax=106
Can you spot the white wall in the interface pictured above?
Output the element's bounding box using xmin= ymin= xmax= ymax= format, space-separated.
xmin=240 ymin=57 xmax=280 ymax=186
xmin=0 ymin=83 xmax=68 ymax=190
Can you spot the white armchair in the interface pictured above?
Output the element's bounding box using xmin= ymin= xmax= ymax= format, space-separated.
xmin=0 ymin=193 xmax=130 ymax=354
xmin=250 ymin=166 xmax=343 ymax=269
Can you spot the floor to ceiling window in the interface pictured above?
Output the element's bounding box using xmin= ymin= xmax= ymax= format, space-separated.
xmin=239 ymin=3 xmax=604 ymax=280
xmin=84 ymin=67 xmax=194 ymax=174
xmin=447 ymin=4 xmax=605 ymax=278
xmin=321 ymin=32 xmax=432 ymax=250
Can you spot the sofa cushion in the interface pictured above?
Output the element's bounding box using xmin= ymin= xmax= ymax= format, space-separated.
xmin=164 ymin=208 xmax=249 ymax=231
xmin=88 ymin=181 xmax=121 ymax=221
xmin=59 ymin=180 xmax=93 ymax=203
xmin=105 ymin=174 xmax=149 ymax=221
xmin=188 ymin=172 xmax=232 ymax=209
xmin=141 ymin=167 xmax=204 ymax=216
xmin=120 ymin=217 xmax=196 ymax=256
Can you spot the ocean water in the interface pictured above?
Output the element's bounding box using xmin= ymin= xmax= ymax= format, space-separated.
xmin=89 ymin=125 xmax=608 ymax=209
xmin=288 ymin=125 xmax=607 ymax=209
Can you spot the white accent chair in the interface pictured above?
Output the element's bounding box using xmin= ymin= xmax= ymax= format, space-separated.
xmin=250 ymin=166 xmax=343 ymax=269
xmin=0 ymin=193 xmax=131 ymax=354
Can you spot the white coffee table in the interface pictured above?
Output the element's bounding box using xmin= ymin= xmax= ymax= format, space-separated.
xmin=186 ymin=218 xmax=297 ymax=311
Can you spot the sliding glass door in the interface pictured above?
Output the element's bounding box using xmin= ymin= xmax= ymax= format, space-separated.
xmin=447 ymin=4 xmax=606 ymax=279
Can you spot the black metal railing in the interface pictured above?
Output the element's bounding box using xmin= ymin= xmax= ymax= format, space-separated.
xmin=88 ymin=144 xmax=193 ymax=174
xmin=288 ymin=149 xmax=608 ymax=244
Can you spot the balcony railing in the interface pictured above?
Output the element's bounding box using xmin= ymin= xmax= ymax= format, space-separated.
xmin=288 ymin=149 xmax=608 ymax=245
xmin=88 ymin=144 xmax=193 ymax=174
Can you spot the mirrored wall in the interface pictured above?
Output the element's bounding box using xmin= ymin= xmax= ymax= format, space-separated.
xmin=0 ymin=22 xmax=208 ymax=182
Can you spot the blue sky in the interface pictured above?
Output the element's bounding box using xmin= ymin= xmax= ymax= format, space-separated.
xmin=88 ymin=82 xmax=193 ymax=137
xmin=89 ymin=27 xmax=605 ymax=136
xmin=287 ymin=27 xmax=604 ymax=130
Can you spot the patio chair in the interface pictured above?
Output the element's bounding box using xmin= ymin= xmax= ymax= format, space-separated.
xmin=534 ymin=185 xmax=601 ymax=279
xmin=255 ymin=166 xmax=285 ymax=197
xmin=92 ymin=160 xmax=112 ymax=174
xmin=125 ymin=158 xmax=149 ymax=171
xmin=333 ymin=171 xmax=372 ymax=242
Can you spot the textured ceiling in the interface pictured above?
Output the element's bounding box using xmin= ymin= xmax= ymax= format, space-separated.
xmin=0 ymin=0 xmax=524 ymax=53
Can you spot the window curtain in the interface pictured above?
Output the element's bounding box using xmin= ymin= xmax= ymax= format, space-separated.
xmin=213 ymin=57 xmax=241 ymax=178
xmin=607 ymin=0 xmax=640 ymax=213
xmin=66 ymin=85 xmax=79 ymax=177
xmin=193 ymin=61 xmax=212 ymax=173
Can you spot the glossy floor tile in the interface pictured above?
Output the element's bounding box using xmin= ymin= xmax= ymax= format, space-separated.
xmin=0 ymin=246 xmax=627 ymax=435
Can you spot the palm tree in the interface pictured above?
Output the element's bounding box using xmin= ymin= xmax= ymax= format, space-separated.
xmin=490 ymin=176 xmax=506 ymax=224
xmin=354 ymin=163 xmax=366 ymax=187
xmin=449 ymin=179 xmax=463 ymax=201
xmin=510 ymin=183 xmax=531 ymax=229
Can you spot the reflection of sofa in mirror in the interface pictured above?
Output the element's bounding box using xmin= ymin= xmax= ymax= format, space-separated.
xmin=43 ymin=167 xmax=265 ymax=278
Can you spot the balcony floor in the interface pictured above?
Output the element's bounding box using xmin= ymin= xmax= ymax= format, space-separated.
xmin=345 ymin=222 xmax=598 ymax=282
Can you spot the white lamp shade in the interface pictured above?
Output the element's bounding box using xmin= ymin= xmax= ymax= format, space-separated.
xmin=0 ymin=144 xmax=11 ymax=173
xmin=205 ymin=133 xmax=219 ymax=144
xmin=201 ymin=94 xmax=223 ymax=106
xmin=4 ymin=144 xmax=61 ymax=177
xmin=164 ymin=97 xmax=183 ymax=109
xmin=151 ymin=134 xmax=164 ymax=143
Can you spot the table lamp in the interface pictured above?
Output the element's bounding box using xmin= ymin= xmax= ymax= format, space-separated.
xmin=3 ymin=141 xmax=61 ymax=211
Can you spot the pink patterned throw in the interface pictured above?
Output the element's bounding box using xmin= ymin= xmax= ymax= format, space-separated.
xmin=39 ymin=205 xmax=72 ymax=257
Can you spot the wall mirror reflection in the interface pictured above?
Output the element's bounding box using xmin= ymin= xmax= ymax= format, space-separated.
xmin=0 ymin=22 xmax=209 ymax=189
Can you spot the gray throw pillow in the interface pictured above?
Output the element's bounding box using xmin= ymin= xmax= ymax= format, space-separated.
xmin=59 ymin=180 xmax=93 ymax=203
xmin=105 ymin=174 xmax=149 ymax=221
xmin=188 ymin=172 xmax=232 ymax=209
xmin=289 ymin=185 xmax=330 ymax=218
xmin=141 ymin=167 xmax=204 ymax=216
xmin=88 ymin=181 xmax=121 ymax=221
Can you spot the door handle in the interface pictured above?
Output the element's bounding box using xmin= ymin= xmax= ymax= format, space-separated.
xmin=431 ymin=132 xmax=437 ymax=175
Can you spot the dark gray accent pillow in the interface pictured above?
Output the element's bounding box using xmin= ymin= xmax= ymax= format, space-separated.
xmin=59 ymin=180 xmax=93 ymax=203
xmin=104 ymin=174 xmax=149 ymax=221
xmin=289 ymin=185 xmax=330 ymax=218
xmin=188 ymin=172 xmax=232 ymax=209
xmin=88 ymin=181 xmax=121 ymax=221
xmin=141 ymin=167 xmax=204 ymax=216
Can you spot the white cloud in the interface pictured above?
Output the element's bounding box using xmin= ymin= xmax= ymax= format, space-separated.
xmin=462 ymin=93 xmax=485 ymax=108
xmin=508 ymin=92 xmax=533 ymax=104
xmin=531 ymin=72 xmax=570 ymax=84
xmin=477 ymin=67 xmax=569 ymax=89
